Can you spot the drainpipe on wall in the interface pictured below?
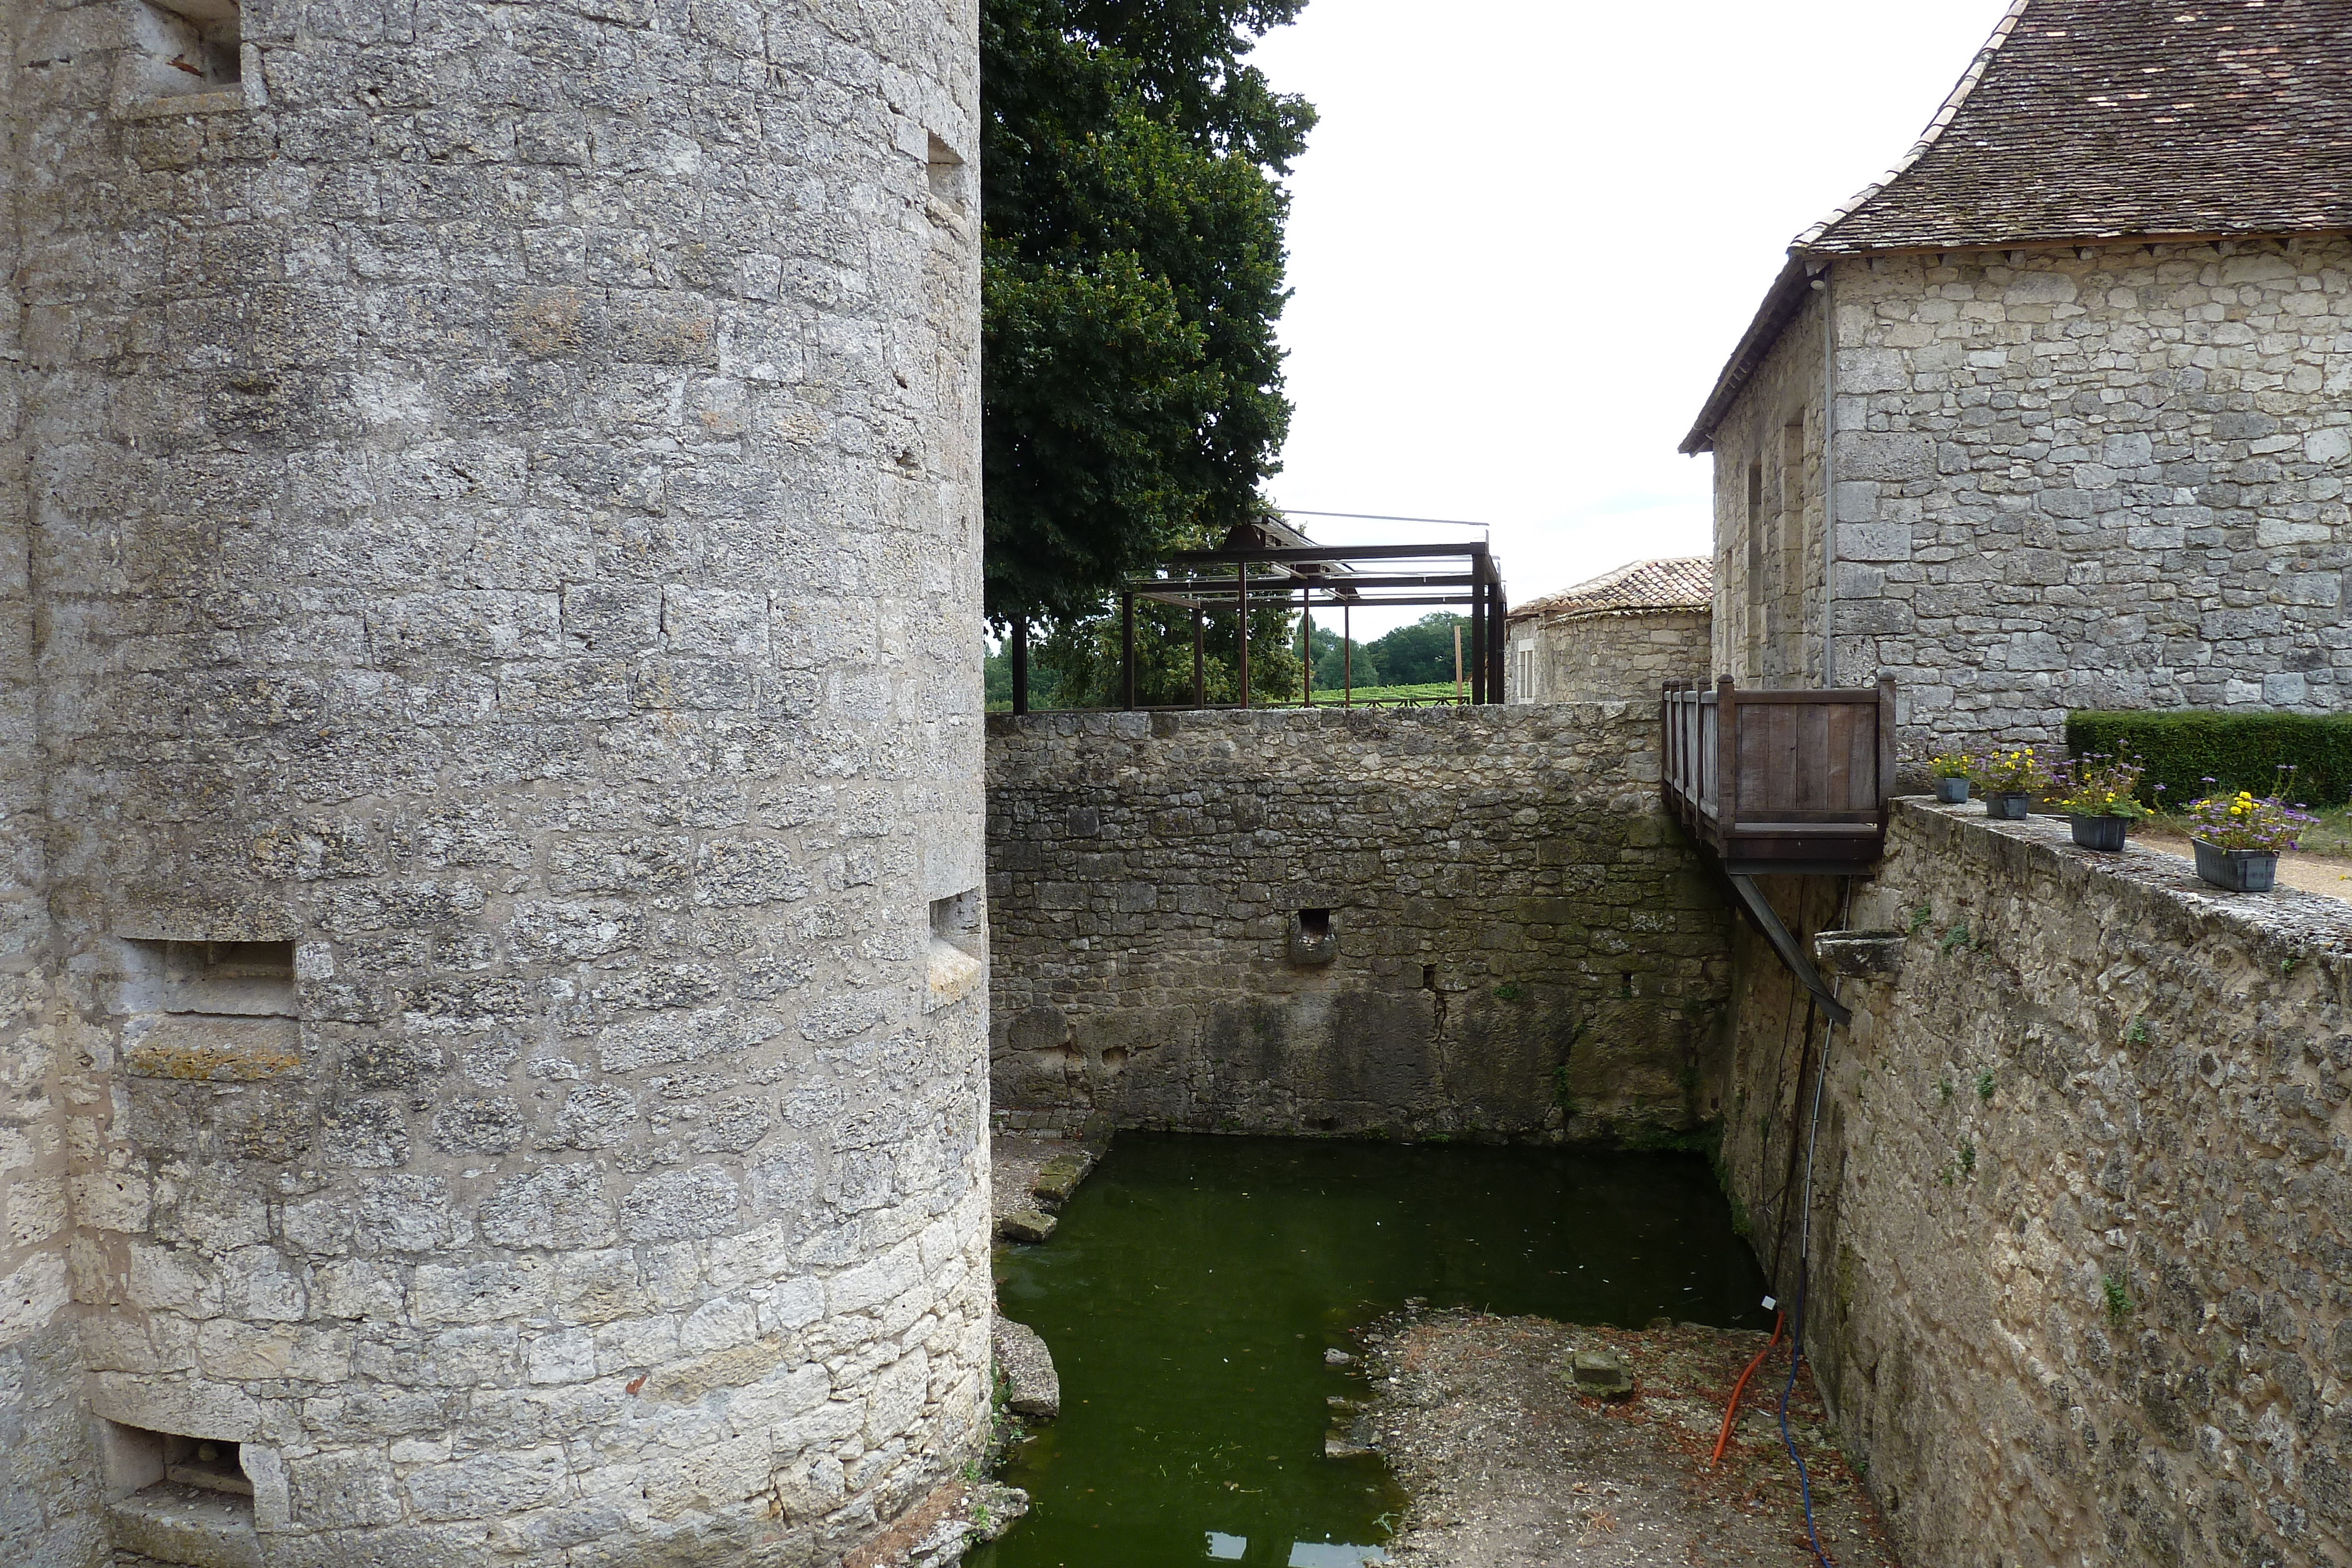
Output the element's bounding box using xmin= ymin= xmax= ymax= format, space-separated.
xmin=1814 ymin=262 xmax=1835 ymax=688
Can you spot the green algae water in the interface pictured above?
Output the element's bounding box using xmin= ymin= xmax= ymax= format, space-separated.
xmin=968 ymin=1134 xmax=1770 ymax=1568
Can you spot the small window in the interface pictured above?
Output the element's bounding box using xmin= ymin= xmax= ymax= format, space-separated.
xmin=132 ymin=939 xmax=296 ymax=1018
xmin=1288 ymin=908 xmax=1337 ymax=967
xmin=926 ymin=890 xmax=984 ymax=1011
xmin=102 ymin=1420 xmax=254 ymax=1499
xmin=927 ymin=132 xmax=970 ymax=209
xmin=115 ymin=0 xmax=244 ymax=114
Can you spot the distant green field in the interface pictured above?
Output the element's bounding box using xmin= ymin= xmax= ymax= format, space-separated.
xmin=985 ymin=682 xmax=1466 ymax=715
xmin=1305 ymin=681 xmax=1465 ymax=706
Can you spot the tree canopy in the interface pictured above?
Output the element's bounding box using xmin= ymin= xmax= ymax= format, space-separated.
xmin=981 ymin=0 xmax=1315 ymax=626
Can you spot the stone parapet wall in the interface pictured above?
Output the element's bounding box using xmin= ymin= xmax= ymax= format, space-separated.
xmin=1508 ymin=610 xmax=1711 ymax=706
xmin=1721 ymin=801 xmax=2352 ymax=1566
xmin=1826 ymin=239 xmax=2352 ymax=746
xmin=986 ymin=706 xmax=1732 ymax=1141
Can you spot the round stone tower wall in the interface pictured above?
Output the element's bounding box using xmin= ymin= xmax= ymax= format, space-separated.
xmin=20 ymin=0 xmax=987 ymax=1560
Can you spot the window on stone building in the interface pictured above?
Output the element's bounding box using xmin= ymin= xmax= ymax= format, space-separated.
xmin=927 ymin=889 xmax=985 ymax=1010
xmin=100 ymin=1419 xmax=256 ymax=1518
xmin=1744 ymin=459 xmax=1766 ymax=674
xmin=132 ymin=939 xmax=296 ymax=1017
xmin=1779 ymin=417 xmax=1808 ymax=676
xmin=115 ymin=0 xmax=244 ymax=114
xmin=928 ymin=133 xmax=970 ymax=210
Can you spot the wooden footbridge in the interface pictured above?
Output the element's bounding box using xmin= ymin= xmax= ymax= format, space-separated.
xmin=1661 ymin=675 xmax=1898 ymax=1022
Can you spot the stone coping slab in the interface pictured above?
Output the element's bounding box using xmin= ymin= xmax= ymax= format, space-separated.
xmin=1896 ymin=795 xmax=2352 ymax=957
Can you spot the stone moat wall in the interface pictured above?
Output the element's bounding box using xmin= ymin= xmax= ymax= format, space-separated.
xmin=1721 ymin=801 xmax=2352 ymax=1568
xmin=985 ymin=705 xmax=1732 ymax=1142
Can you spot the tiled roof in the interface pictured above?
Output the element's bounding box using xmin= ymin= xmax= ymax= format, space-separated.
xmin=1683 ymin=0 xmax=2352 ymax=453
xmin=1509 ymin=557 xmax=1712 ymax=623
xmin=1804 ymin=0 xmax=2352 ymax=255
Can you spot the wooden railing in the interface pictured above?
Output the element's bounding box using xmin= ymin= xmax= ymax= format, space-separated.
xmin=1661 ymin=675 xmax=1895 ymax=874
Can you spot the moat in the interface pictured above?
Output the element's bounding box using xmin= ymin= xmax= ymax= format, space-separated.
xmin=971 ymin=1135 xmax=1771 ymax=1568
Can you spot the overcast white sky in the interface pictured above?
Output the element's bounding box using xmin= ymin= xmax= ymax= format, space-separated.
xmin=1250 ymin=1 xmax=2016 ymax=634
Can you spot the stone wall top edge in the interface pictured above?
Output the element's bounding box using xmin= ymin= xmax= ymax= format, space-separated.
xmin=1891 ymin=796 xmax=2352 ymax=959
xmin=984 ymin=701 xmax=1648 ymax=740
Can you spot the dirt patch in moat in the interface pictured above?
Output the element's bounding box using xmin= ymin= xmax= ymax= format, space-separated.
xmin=1362 ymin=1312 xmax=1900 ymax=1567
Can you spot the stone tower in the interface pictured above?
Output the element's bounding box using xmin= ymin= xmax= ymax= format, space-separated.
xmin=0 ymin=0 xmax=988 ymax=1562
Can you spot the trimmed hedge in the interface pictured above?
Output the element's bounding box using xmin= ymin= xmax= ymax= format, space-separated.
xmin=2065 ymin=710 xmax=2352 ymax=807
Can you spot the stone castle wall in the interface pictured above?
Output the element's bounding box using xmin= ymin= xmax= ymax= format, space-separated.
xmin=0 ymin=5 xmax=94 ymax=1559
xmin=1506 ymin=610 xmax=1710 ymax=706
xmin=1720 ymin=802 xmax=2352 ymax=1567
xmin=985 ymin=706 xmax=1732 ymax=1142
xmin=1710 ymin=287 xmax=1829 ymax=688
xmin=1823 ymin=238 xmax=2352 ymax=747
xmin=11 ymin=0 xmax=989 ymax=1563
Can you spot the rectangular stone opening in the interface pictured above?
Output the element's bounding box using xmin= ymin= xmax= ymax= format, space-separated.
xmin=927 ymin=888 xmax=985 ymax=1009
xmin=927 ymin=131 xmax=970 ymax=208
xmin=161 ymin=1433 xmax=252 ymax=1497
xmin=101 ymin=1422 xmax=260 ymax=1565
xmin=122 ymin=0 xmax=242 ymax=102
xmin=118 ymin=938 xmax=302 ymax=1082
xmin=1297 ymin=908 xmax=1332 ymax=941
xmin=133 ymin=938 xmax=296 ymax=1017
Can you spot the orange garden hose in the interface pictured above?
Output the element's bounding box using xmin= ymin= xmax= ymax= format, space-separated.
xmin=1709 ymin=1309 xmax=1786 ymax=1467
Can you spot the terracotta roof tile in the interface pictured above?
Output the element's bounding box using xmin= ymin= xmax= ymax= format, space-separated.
xmin=1509 ymin=557 xmax=1713 ymax=623
xmin=1803 ymin=0 xmax=2352 ymax=255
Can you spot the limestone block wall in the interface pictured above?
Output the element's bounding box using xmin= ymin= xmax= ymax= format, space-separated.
xmin=0 ymin=6 xmax=96 ymax=1559
xmin=1721 ymin=802 xmax=2352 ymax=1567
xmin=12 ymin=0 xmax=990 ymax=1561
xmin=1710 ymin=289 xmax=1828 ymax=688
xmin=1507 ymin=609 xmax=1710 ymax=705
xmin=1826 ymin=239 xmax=2352 ymax=747
xmin=986 ymin=706 xmax=1732 ymax=1141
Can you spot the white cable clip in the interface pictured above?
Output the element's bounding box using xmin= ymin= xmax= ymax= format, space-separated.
xmin=1761 ymin=1296 xmax=1778 ymax=1312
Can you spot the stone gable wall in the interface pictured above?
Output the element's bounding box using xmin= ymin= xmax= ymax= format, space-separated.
xmin=985 ymin=706 xmax=1732 ymax=1141
xmin=1822 ymin=239 xmax=2352 ymax=747
xmin=1506 ymin=609 xmax=1711 ymax=706
xmin=1710 ymin=289 xmax=1829 ymax=688
xmin=10 ymin=0 xmax=990 ymax=1561
xmin=1721 ymin=802 xmax=2352 ymax=1567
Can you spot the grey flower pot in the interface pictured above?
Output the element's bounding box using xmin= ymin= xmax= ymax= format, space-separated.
xmin=1936 ymin=777 xmax=1972 ymax=804
xmin=2191 ymin=838 xmax=2278 ymax=893
xmin=2070 ymin=815 xmax=2129 ymax=851
xmin=1986 ymin=793 xmax=2032 ymax=821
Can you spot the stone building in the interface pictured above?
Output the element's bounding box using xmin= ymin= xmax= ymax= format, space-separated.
xmin=0 ymin=2 xmax=988 ymax=1566
xmin=1504 ymin=557 xmax=1710 ymax=705
xmin=1682 ymin=0 xmax=2352 ymax=745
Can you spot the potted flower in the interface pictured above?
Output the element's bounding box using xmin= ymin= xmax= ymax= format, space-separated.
xmin=1927 ymin=753 xmax=1976 ymax=805
xmin=2184 ymin=776 xmax=2316 ymax=892
xmin=2050 ymin=752 xmax=2153 ymax=851
xmin=1975 ymin=747 xmax=2050 ymax=821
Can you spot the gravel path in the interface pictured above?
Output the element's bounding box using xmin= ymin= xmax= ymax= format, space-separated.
xmin=1364 ymin=1312 xmax=1901 ymax=1568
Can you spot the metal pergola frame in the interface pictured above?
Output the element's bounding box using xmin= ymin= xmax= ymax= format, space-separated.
xmin=1004 ymin=534 xmax=1509 ymax=713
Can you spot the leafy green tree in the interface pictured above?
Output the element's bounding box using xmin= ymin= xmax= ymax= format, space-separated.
xmin=1308 ymin=623 xmax=1380 ymax=691
xmin=1034 ymin=596 xmax=1301 ymax=708
xmin=1365 ymin=613 xmax=1470 ymax=686
xmin=981 ymin=0 xmax=1315 ymax=627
